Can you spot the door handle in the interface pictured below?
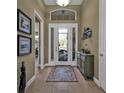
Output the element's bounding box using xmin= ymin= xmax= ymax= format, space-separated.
xmin=56 ymin=47 xmax=58 ymax=51
xmin=100 ymin=54 xmax=103 ymax=56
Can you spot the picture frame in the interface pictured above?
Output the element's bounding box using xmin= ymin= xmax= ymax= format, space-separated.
xmin=17 ymin=35 xmax=32 ymax=56
xmin=17 ymin=9 xmax=32 ymax=34
xmin=83 ymin=27 xmax=92 ymax=40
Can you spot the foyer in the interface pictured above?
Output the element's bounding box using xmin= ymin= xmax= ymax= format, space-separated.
xmin=26 ymin=67 xmax=104 ymax=93
xmin=17 ymin=0 xmax=106 ymax=93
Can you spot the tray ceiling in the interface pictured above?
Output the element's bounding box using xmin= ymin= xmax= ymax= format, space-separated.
xmin=43 ymin=0 xmax=84 ymax=5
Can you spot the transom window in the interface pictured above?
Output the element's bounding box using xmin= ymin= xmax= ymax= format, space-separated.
xmin=50 ymin=9 xmax=76 ymax=21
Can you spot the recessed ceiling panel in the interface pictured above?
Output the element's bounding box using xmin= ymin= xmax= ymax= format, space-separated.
xmin=43 ymin=0 xmax=84 ymax=5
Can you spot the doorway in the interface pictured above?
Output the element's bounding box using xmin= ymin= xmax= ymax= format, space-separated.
xmin=99 ymin=0 xmax=106 ymax=91
xmin=49 ymin=23 xmax=78 ymax=66
xmin=58 ymin=28 xmax=68 ymax=61
xmin=34 ymin=10 xmax=44 ymax=74
xmin=34 ymin=17 xmax=41 ymax=74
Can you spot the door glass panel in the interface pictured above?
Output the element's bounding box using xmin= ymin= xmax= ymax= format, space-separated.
xmin=51 ymin=28 xmax=54 ymax=61
xmin=72 ymin=28 xmax=76 ymax=61
xmin=58 ymin=28 xmax=68 ymax=61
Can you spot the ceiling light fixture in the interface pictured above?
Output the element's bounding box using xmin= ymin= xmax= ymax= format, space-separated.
xmin=56 ymin=0 xmax=70 ymax=7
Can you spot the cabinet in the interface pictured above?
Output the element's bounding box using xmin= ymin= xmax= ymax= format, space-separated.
xmin=77 ymin=53 xmax=94 ymax=80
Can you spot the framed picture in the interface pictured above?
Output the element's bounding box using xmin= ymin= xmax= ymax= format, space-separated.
xmin=17 ymin=35 xmax=32 ymax=56
xmin=17 ymin=9 xmax=32 ymax=34
xmin=83 ymin=27 xmax=92 ymax=40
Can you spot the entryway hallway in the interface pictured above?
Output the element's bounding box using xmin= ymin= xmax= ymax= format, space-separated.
xmin=26 ymin=66 xmax=104 ymax=93
xmin=17 ymin=0 xmax=106 ymax=92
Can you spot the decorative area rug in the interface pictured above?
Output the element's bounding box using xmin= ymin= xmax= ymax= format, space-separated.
xmin=46 ymin=66 xmax=78 ymax=82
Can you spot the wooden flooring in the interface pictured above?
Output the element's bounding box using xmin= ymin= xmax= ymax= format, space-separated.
xmin=26 ymin=66 xmax=105 ymax=93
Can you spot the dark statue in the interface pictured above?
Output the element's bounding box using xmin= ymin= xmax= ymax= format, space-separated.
xmin=19 ymin=61 xmax=26 ymax=93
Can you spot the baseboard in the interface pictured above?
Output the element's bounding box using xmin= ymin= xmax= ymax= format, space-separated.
xmin=44 ymin=63 xmax=77 ymax=67
xmin=25 ymin=75 xmax=36 ymax=92
xmin=42 ymin=64 xmax=47 ymax=68
xmin=44 ymin=63 xmax=55 ymax=67
xmin=40 ymin=64 xmax=44 ymax=69
xmin=93 ymin=77 xmax=100 ymax=87
xmin=40 ymin=63 xmax=52 ymax=69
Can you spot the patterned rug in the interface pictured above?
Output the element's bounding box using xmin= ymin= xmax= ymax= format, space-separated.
xmin=46 ymin=66 xmax=78 ymax=82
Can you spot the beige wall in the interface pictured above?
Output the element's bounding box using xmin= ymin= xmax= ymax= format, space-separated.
xmin=17 ymin=0 xmax=46 ymax=90
xmin=80 ymin=0 xmax=99 ymax=79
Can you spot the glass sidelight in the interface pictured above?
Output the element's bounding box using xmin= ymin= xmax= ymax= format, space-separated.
xmin=72 ymin=27 xmax=76 ymax=61
xmin=58 ymin=28 xmax=68 ymax=61
xmin=51 ymin=28 xmax=54 ymax=61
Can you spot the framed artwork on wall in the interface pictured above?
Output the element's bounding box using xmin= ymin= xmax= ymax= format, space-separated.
xmin=83 ymin=27 xmax=92 ymax=40
xmin=17 ymin=35 xmax=32 ymax=56
xmin=17 ymin=9 xmax=32 ymax=34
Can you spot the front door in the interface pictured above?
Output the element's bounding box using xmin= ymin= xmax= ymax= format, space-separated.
xmin=49 ymin=23 xmax=78 ymax=66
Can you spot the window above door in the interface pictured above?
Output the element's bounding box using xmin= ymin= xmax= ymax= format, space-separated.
xmin=50 ymin=9 xmax=77 ymax=21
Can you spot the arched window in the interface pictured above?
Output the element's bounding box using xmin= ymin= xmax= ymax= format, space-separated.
xmin=50 ymin=9 xmax=77 ymax=21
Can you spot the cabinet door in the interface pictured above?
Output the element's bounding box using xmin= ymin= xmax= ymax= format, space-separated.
xmin=85 ymin=55 xmax=94 ymax=78
xmin=81 ymin=59 xmax=84 ymax=74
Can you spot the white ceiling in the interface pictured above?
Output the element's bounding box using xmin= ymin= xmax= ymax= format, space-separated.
xmin=43 ymin=0 xmax=84 ymax=5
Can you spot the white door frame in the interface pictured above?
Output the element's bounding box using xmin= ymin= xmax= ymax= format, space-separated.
xmin=99 ymin=0 xmax=106 ymax=91
xmin=34 ymin=10 xmax=44 ymax=70
xmin=48 ymin=23 xmax=78 ymax=66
